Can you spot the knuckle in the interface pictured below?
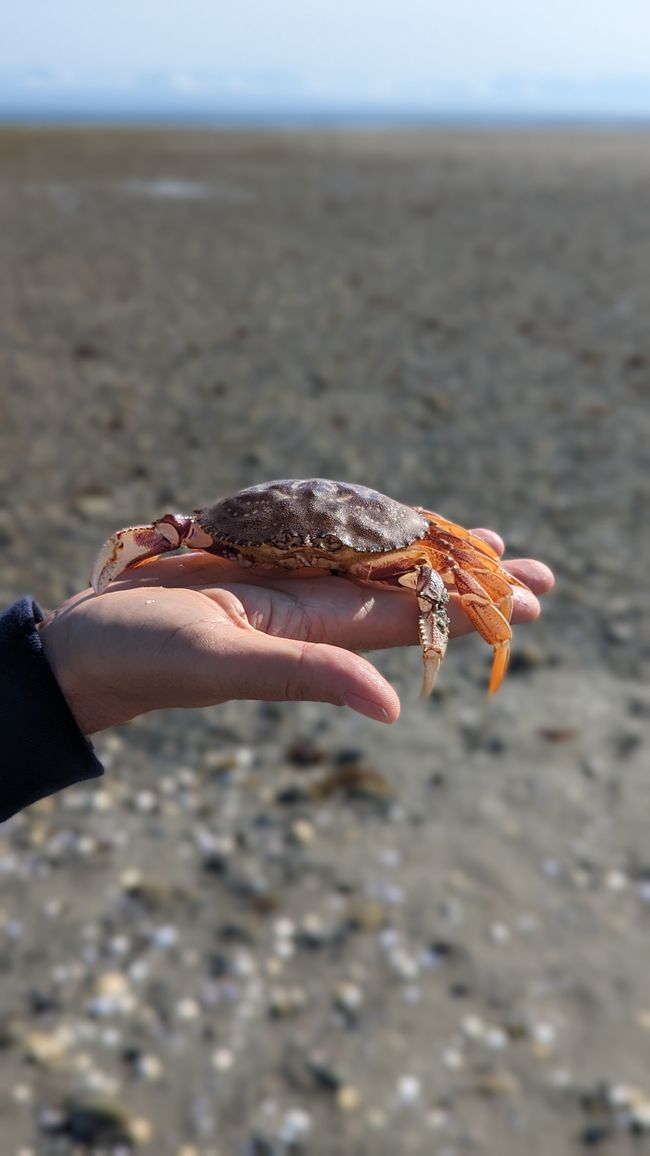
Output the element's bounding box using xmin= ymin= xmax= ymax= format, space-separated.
xmin=283 ymin=640 xmax=314 ymax=702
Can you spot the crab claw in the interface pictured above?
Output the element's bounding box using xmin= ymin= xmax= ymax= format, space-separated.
xmin=416 ymin=564 xmax=450 ymax=697
xmin=91 ymin=520 xmax=183 ymax=594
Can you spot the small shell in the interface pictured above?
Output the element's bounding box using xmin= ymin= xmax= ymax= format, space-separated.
xmin=198 ymin=478 xmax=428 ymax=553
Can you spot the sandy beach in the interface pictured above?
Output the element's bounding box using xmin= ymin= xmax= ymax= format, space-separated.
xmin=0 ymin=126 xmax=649 ymax=1154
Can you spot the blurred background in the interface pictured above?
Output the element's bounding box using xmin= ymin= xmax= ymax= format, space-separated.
xmin=1 ymin=3 xmax=649 ymax=1154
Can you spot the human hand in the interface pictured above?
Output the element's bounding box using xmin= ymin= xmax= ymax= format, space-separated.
xmin=39 ymin=531 xmax=554 ymax=735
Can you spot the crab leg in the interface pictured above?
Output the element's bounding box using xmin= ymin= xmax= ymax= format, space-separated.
xmin=415 ymin=564 xmax=451 ymax=697
xmin=416 ymin=508 xmax=503 ymax=562
xmin=395 ymin=541 xmax=517 ymax=694
xmin=351 ymin=555 xmax=450 ymax=697
xmin=461 ymin=565 xmax=515 ymax=622
xmin=451 ymin=565 xmax=513 ymax=694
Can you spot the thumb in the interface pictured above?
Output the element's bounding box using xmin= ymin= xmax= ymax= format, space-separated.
xmin=215 ymin=629 xmax=401 ymax=723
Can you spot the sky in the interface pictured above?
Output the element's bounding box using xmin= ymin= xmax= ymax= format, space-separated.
xmin=1 ymin=0 xmax=649 ymax=120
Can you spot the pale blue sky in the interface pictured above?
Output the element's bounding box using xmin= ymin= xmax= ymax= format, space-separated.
xmin=1 ymin=0 xmax=649 ymax=118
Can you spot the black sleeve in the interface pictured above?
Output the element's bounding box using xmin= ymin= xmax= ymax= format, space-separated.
xmin=0 ymin=597 xmax=104 ymax=821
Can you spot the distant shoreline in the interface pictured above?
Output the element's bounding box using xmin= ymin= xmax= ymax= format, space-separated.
xmin=1 ymin=108 xmax=650 ymax=131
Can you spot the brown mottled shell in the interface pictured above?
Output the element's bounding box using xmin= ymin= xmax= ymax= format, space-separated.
xmin=197 ymin=478 xmax=428 ymax=553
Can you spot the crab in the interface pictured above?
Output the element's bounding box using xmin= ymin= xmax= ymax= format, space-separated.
xmin=91 ymin=478 xmax=530 ymax=695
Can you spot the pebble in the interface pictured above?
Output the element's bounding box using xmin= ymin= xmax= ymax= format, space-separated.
xmin=38 ymin=1100 xmax=140 ymax=1147
xmin=337 ymin=1085 xmax=361 ymax=1111
xmin=631 ymin=1100 xmax=650 ymax=1132
xmin=274 ymin=917 xmax=296 ymax=941
xmin=311 ymin=760 xmax=394 ymax=803
xmin=289 ymin=818 xmax=316 ymax=845
xmin=347 ymin=901 xmax=387 ymax=932
xmin=334 ymin=980 xmax=364 ymax=1019
xmin=398 ymin=1075 xmax=421 ymax=1104
xmin=74 ymin=490 xmax=113 ymax=517
xmin=268 ymin=986 xmax=306 ymax=1017
xmin=82 ymin=1067 xmax=121 ymax=1096
xmin=508 ymin=644 xmax=545 ymax=672
xmin=580 ymin=1081 xmax=650 ymax=1139
xmin=119 ymin=867 xmax=143 ymax=891
xmin=128 ymin=959 xmax=150 ymax=983
xmin=92 ymin=790 xmax=114 ymax=812
xmin=212 ymin=1048 xmax=234 ymax=1072
xmin=109 ymin=934 xmax=131 ymax=956
xmin=150 ymin=924 xmax=179 ymax=948
xmin=474 ymin=1068 xmax=520 ymax=1097
xmin=23 ymin=1025 xmax=74 ymax=1068
xmin=489 ymin=922 xmax=511 ymax=944
xmin=176 ymin=997 xmax=200 ymax=1021
xmin=298 ymin=912 xmax=333 ymax=948
xmin=89 ymin=972 xmax=135 ymax=1016
xmin=102 ymin=1029 xmax=123 ymax=1054
xmin=43 ymin=897 xmax=65 ymax=919
xmin=387 ymin=946 xmax=420 ymax=980
xmin=12 ymin=1083 xmax=33 ymax=1103
xmin=485 ymin=1027 xmax=509 ymax=1050
xmin=306 ymin=1056 xmax=345 ymax=1093
xmin=443 ymin=1047 xmax=465 ymax=1070
xmin=129 ymin=1117 xmax=154 ymax=1145
xmin=137 ymin=1053 xmax=164 ymax=1082
xmin=134 ymin=790 xmax=158 ymax=814
xmin=274 ymin=939 xmax=295 ymax=960
xmin=461 ymin=1014 xmax=485 ymax=1040
xmin=531 ymin=1021 xmax=557 ymax=1057
xmin=285 ymin=736 xmax=327 ymax=766
xmin=278 ymin=1108 xmax=312 ymax=1144
xmin=426 ymin=1108 xmax=448 ymax=1130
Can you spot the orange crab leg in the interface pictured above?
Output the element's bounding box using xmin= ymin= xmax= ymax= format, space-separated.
xmin=451 ymin=565 xmax=513 ymax=694
xmin=392 ymin=541 xmax=519 ymax=693
xmin=463 ymin=566 xmax=516 ymax=621
xmin=416 ymin=508 xmax=503 ymax=562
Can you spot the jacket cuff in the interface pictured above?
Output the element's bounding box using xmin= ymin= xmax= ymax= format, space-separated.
xmin=0 ymin=597 xmax=104 ymax=821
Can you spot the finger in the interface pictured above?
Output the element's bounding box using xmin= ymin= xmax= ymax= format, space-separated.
xmin=502 ymin=558 xmax=555 ymax=594
xmin=203 ymin=555 xmax=553 ymax=651
xmin=205 ymin=627 xmax=401 ymax=723
xmin=203 ymin=578 xmax=418 ymax=651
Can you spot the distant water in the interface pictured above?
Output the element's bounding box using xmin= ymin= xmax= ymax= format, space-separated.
xmin=1 ymin=106 xmax=649 ymax=130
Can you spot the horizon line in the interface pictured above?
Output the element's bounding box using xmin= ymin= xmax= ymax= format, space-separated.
xmin=2 ymin=106 xmax=650 ymax=130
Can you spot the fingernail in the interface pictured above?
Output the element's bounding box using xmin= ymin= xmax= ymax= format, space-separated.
xmin=343 ymin=693 xmax=390 ymax=723
xmin=513 ymin=587 xmax=531 ymax=606
xmin=512 ymin=588 xmax=540 ymax=618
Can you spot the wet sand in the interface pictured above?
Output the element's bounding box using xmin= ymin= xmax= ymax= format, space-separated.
xmin=0 ymin=126 xmax=649 ymax=1155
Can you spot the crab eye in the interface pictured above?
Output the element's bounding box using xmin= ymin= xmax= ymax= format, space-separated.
xmin=275 ymin=531 xmax=305 ymax=548
xmin=314 ymin=534 xmax=343 ymax=550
